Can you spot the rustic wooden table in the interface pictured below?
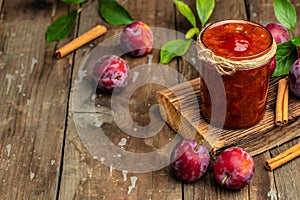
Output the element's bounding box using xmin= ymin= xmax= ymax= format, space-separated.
xmin=1 ymin=0 xmax=300 ymax=199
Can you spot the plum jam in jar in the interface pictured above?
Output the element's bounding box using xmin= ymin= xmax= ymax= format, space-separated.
xmin=197 ymin=20 xmax=276 ymax=129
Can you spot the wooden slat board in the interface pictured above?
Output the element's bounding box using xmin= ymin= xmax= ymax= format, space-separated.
xmin=157 ymin=77 xmax=300 ymax=156
xmin=0 ymin=1 xmax=71 ymax=199
xmin=249 ymin=1 xmax=300 ymax=199
xmin=59 ymin=0 xmax=183 ymax=199
xmin=180 ymin=1 xmax=300 ymax=200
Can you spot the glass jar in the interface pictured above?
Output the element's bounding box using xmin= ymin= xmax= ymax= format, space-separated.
xmin=197 ymin=20 xmax=276 ymax=129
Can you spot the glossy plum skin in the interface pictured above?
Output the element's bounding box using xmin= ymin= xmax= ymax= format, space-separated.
xmin=93 ymin=55 xmax=129 ymax=92
xmin=120 ymin=21 xmax=153 ymax=57
xmin=265 ymin=23 xmax=290 ymax=44
xmin=170 ymin=139 xmax=210 ymax=183
xmin=269 ymin=57 xmax=276 ymax=76
xmin=213 ymin=147 xmax=254 ymax=190
xmin=265 ymin=23 xmax=290 ymax=76
xmin=289 ymin=58 xmax=300 ymax=98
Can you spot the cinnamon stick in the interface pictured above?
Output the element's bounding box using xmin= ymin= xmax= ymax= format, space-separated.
xmin=265 ymin=142 xmax=300 ymax=171
xmin=282 ymin=83 xmax=289 ymax=124
xmin=55 ymin=25 xmax=107 ymax=59
xmin=275 ymin=78 xmax=289 ymax=126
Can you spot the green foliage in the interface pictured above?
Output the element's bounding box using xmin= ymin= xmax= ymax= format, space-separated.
xmin=291 ymin=36 xmax=300 ymax=46
xmin=196 ymin=0 xmax=215 ymax=27
xmin=274 ymin=0 xmax=297 ymax=31
xmin=173 ymin=0 xmax=197 ymax=27
xmin=46 ymin=0 xmax=134 ymax=43
xmin=160 ymin=0 xmax=215 ymax=64
xmin=98 ymin=0 xmax=134 ymax=25
xmin=272 ymin=41 xmax=298 ymax=77
xmin=46 ymin=9 xmax=80 ymax=44
xmin=59 ymin=0 xmax=86 ymax=5
xmin=272 ymin=0 xmax=298 ymax=76
xmin=185 ymin=27 xmax=200 ymax=39
xmin=160 ymin=39 xmax=192 ymax=64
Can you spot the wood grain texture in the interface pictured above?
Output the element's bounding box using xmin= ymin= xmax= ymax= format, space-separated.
xmin=0 ymin=1 xmax=299 ymax=200
xmin=0 ymin=1 xmax=71 ymax=199
xmin=248 ymin=1 xmax=300 ymax=200
xmin=180 ymin=1 xmax=250 ymax=199
xmin=59 ymin=0 xmax=183 ymax=199
xmin=157 ymin=70 xmax=300 ymax=156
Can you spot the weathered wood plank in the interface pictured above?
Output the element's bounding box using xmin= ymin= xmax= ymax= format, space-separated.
xmin=0 ymin=0 xmax=3 ymax=17
xmin=0 ymin=1 xmax=71 ymax=199
xmin=0 ymin=1 xmax=299 ymax=200
xmin=183 ymin=1 xmax=286 ymax=199
xmin=247 ymin=1 xmax=300 ymax=200
xmin=249 ymin=152 xmax=277 ymax=200
xmin=59 ymin=0 xmax=183 ymax=199
xmin=157 ymin=76 xmax=300 ymax=154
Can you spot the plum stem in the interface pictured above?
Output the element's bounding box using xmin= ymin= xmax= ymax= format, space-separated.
xmin=221 ymin=174 xmax=229 ymax=185
xmin=194 ymin=140 xmax=203 ymax=151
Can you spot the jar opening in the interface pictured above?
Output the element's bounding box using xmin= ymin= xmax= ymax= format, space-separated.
xmin=200 ymin=20 xmax=274 ymax=60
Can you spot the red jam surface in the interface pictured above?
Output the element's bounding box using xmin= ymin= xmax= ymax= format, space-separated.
xmin=202 ymin=21 xmax=272 ymax=59
xmin=199 ymin=20 xmax=274 ymax=129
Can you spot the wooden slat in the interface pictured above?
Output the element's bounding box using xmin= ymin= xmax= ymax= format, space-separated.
xmin=183 ymin=0 xmax=300 ymax=199
xmin=248 ymin=1 xmax=300 ymax=200
xmin=0 ymin=0 xmax=3 ymax=16
xmin=0 ymin=1 xmax=70 ymax=199
xmin=59 ymin=0 xmax=183 ymax=199
xmin=0 ymin=1 xmax=299 ymax=199
xmin=178 ymin=1 xmax=251 ymax=200
xmin=157 ymin=77 xmax=300 ymax=156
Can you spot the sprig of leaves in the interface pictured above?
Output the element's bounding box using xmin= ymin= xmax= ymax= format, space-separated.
xmin=46 ymin=0 xmax=134 ymax=44
xmin=272 ymin=0 xmax=299 ymax=77
xmin=160 ymin=0 xmax=215 ymax=64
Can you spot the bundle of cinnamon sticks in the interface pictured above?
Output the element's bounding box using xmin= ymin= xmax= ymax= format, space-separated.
xmin=265 ymin=78 xmax=300 ymax=171
xmin=265 ymin=142 xmax=300 ymax=171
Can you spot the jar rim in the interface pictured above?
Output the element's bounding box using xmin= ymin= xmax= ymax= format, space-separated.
xmin=199 ymin=19 xmax=274 ymax=60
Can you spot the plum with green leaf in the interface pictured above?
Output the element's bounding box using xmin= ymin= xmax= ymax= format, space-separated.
xmin=160 ymin=0 xmax=215 ymax=64
xmin=265 ymin=22 xmax=291 ymax=76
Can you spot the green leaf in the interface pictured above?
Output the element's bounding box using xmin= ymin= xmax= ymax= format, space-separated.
xmin=196 ymin=0 xmax=215 ymax=27
xmin=46 ymin=9 xmax=79 ymax=44
xmin=98 ymin=0 xmax=134 ymax=25
xmin=173 ymin=0 xmax=196 ymax=27
xmin=272 ymin=40 xmax=298 ymax=77
xmin=185 ymin=27 xmax=200 ymax=39
xmin=59 ymin=0 xmax=86 ymax=5
xmin=291 ymin=36 xmax=300 ymax=46
xmin=160 ymin=39 xmax=192 ymax=64
xmin=274 ymin=0 xmax=297 ymax=30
